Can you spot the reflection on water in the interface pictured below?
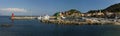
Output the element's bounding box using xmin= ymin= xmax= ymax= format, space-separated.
xmin=0 ymin=16 xmax=120 ymax=36
xmin=0 ymin=17 xmax=14 ymax=28
xmin=0 ymin=24 xmax=13 ymax=28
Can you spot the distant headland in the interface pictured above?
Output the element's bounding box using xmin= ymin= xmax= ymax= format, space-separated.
xmin=53 ymin=3 xmax=120 ymax=18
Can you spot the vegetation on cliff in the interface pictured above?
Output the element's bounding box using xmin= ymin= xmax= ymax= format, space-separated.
xmin=87 ymin=3 xmax=120 ymax=13
xmin=53 ymin=3 xmax=120 ymax=18
xmin=53 ymin=9 xmax=81 ymax=17
xmin=104 ymin=3 xmax=120 ymax=12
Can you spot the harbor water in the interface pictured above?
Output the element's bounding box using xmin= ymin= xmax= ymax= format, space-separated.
xmin=0 ymin=16 xmax=120 ymax=36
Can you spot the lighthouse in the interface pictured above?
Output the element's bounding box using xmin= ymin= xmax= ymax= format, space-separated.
xmin=11 ymin=13 xmax=14 ymax=19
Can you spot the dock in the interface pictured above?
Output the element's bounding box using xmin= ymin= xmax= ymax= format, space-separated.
xmin=40 ymin=20 xmax=118 ymax=25
xmin=11 ymin=16 xmax=38 ymax=20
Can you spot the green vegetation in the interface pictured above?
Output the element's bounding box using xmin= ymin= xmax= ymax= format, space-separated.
xmin=53 ymin=3 xmax=120 ymax=17
xmin=67 ymin=9 xmax=81 ymax=14
xmin=53 ymin=9 xmax=81 ymax=17
xmin=53 ymin=12 xmax=60 ymax=16
xmin=87 ymin=3 xmax=120 ymax=13
xmin=87 ymin=10 xmax=103 ymax=13
xmin=104 ymin=3 xmax=120 ymax=12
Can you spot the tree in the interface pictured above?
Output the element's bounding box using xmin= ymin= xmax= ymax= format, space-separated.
xmin=68 ymin=9 xmax=81 ymax=13
xmin=53 ymin=12 xmax=60 ymax=16
xmin=104 ymin=3 xmax=120 ymax=12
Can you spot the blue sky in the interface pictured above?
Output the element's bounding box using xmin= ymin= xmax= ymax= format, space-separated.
xmin=0 ymin=0 xmax=120 ymax=16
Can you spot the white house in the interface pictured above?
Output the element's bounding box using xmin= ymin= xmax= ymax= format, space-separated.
xmin=37 ymin=16 xmax=42 ymax=20
xmin=37 ymin=15 xmax=50 ymax=20
xmin=42 ymin=15 xmax=50 ymax=20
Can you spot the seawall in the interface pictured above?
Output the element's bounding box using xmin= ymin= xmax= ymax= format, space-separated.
xmin=11 ymin=16 xmax=38 ymax=20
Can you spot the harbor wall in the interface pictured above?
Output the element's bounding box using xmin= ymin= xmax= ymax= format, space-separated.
xmin=11 ymin=16 xmax=38 ymax=20
xmin=11 ymin=16 xmax=55 ymax=20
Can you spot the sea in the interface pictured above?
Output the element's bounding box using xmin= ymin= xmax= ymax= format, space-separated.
xmin=0 ymin=16 xmax=120 ymax=36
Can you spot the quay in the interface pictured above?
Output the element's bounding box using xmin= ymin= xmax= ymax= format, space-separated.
xmin=11 ymin=16 xmax=38 ymax=20
xmin=40 ymin=20 xmax=119 ymax=25
xmin=10 ymin=13 xmax=38 ymax=20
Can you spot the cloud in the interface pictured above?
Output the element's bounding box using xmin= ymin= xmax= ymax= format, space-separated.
xmin=0 ymin=8 xmax=27 ymax=12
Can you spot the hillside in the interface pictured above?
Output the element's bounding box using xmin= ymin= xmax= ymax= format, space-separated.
xmin=53 ymin=9 xmax=81 ymax=17
xmin=87 ymin=3 xmax=120 ymax=13
xmin=104 ymin=3 xmax=120 ymax=12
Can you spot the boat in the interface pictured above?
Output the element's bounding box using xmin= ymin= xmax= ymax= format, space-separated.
xmin=37 ymin=16 xmax=42 ymax=20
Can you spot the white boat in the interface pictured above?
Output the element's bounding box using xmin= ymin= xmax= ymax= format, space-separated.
xmin=37 ymin=15 xmax=50 ymax=20
xmin=37 ymin=16 xmax=42 ymax=20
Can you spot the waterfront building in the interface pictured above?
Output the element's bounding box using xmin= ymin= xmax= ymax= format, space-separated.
xmin=42 ymin=15 xmax=50 ymax=20
xmin=97 ymin=11 xmax=104 ymax=16
xmin=86 ymin=13 xmax=92 ymax=17
xmin=37 ymin=16 xmax=42 ymax=20
xmin=81 ymin=13 xmax=85 ymax=17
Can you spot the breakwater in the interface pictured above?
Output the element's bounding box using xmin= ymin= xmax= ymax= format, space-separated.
xmin=11 ymin=16 xmax=38 ymax=20
xmin=41 ymin=20 xmax=119 ymax=25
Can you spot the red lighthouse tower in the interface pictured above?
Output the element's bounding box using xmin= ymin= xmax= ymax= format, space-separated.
xmin=11 ymin=13 xmax=14 ymax=19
